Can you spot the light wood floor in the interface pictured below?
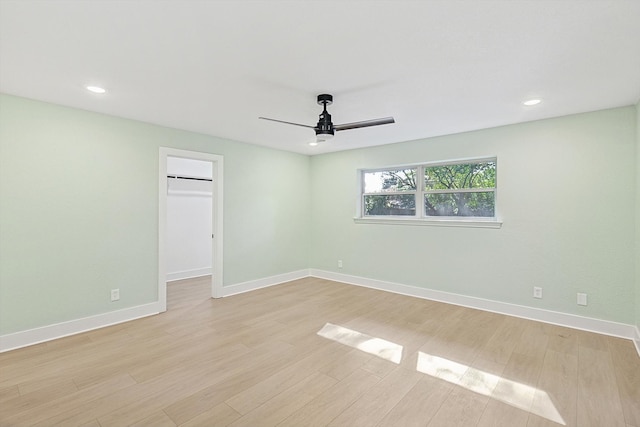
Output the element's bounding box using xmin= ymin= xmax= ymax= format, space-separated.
xmin=1 ymin=276 xmax=638 ymax=427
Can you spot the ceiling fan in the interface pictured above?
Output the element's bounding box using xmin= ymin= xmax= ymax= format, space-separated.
xmin=259 ymin=94 xmax=395 ymax=144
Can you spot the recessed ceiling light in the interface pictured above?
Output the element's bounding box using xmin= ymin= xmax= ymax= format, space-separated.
xmin=523 ymin=98 xmax=541 ymax=106
xmin=86 ymin=85 xmax=106 ymax=94
xmin=308 ymin=141 xmax=319 ymax=147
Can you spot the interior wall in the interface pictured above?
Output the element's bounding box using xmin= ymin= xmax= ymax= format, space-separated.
xmin=0 ymin=93 xmax=310 ymax=336
xmin=166 ymin=157 xmax=213 ymax=281
xmin=166 ymin=181 xmax=212 ymax=279
xmin=310 ymin=106 xmax=637 ymax=325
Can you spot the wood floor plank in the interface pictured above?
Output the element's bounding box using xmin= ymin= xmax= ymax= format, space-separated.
xmin=476 ymin=316 xmax=529 ymax=365
xmin=608 ymin=337 xmax=640 ymax=426
xmin=427 ymin=383 xmax=489 ymax=427
xmin=577 ymin=346 xmax=626 ymax=427
xmin=375 ymin=375 xmax=453 ymax=427
xmin=127 ymin=341 xmax=251 ymax=384
xmin=541 ymin=323 xmax=579 ymax=357
xmin=277 ymin=368 xmax=381 ymax=427
xmin=490 ymin=352 xmax=543 ymax=416
xmin=5 ymin=374 xmax=137 ymax=427
xmin=0 ymin=385 xmax=19 ymax=402
xmin=1 ymin=379 xmax=78 ymax=418
xmin=161 ymin=341 xmax=301 ymax=426
xmin=77 ymin=420 xmax=101 ymax=427
xmin=179 ymin=403 xmax=241 ymax=427
xmin=40 ymin=345 xmax=259 ymax=427
xmin=526 ymin=349 xmax=577 ymax=427
xmin=576 ymin=329 xmax=611 ymax=352
xmin=423 ymin=309 xmax=502 ymax=366
xmin=328 ymin=366 xmax=422 ymax=427
xmin=224 ymin=341 xmax=347 ymax=415
xmin=228 ymin=372 xmax=337 ymax=427
xmin=318 ymin=347 xmax=374 ymax=380
xmin=129 ymin=410 xmax=177 ymax=427
xmin=513 ymin=322 xmax=549 ymax=360
xmin=477 ymin=400 xmax=530 ymax=427
xmin=96 ymin=340 xmax=296 ymax=427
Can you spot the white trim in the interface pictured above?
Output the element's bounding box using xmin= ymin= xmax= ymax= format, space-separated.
xmin=0 ymin=302 xmax=161 ymax=353
xmin=633 ymin=325 xmax=640 ymax=357
xmin=221 ymin=270 xmax=309 ymax=297
xmin=167 ymin=268 xmax=212 ymax=282
xmin=159 ymin=148 xmax=224 ymax=303
xmin=309 ymin=269 xmax=638 ymax=344
xmin=354 ymin=217 xmax=503 ymax=228
xmin=159 ymin=152 xmax=168 ymax=311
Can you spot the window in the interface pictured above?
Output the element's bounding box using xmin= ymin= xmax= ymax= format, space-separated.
xmin=423 ymin=160 xmax=496 ymax=217
xmin=358 ymin=158 xmax=499 ymax=227
xmin=363 ymin=168 xmax=417 ymax=216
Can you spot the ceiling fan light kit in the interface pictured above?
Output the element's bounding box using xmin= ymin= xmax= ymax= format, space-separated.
xmin=260 ymin=94 xmax=395 ymax=144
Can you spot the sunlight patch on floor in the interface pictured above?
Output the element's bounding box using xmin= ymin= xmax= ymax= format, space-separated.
xmin=416 ymin=352 xmax=565 ymax=425
xmin=317 ymin=323 xmax=403 ymax=364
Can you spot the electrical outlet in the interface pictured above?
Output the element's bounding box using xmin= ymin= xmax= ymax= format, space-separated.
xmin=111 ymin=288 xmax=120 ymax=302
xmin=533 ymin=287 xmax=543 ymax=299
xmin=337 ymin=260 xmax=343 ymax=268
xmin=577 ymin=293 xmax=587 ymax=306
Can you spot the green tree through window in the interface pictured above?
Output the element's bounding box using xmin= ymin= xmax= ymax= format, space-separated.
xmin=364 ymin=169 xmax=416 ymax=216
xmin=424 ymin=161 xmax=496 ymax=217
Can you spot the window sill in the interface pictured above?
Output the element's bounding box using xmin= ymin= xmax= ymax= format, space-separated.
xmin=353 ymin=217 xmax=503 ymax=229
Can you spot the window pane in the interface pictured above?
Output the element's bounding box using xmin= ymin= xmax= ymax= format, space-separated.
xmin=364 ymin=169 xmax=417 ymax=193
xmin=425 ymin=192 xmax=495 ymax=217
xmin=365 ymin=194 xmax=416 ymax=216
xmin=424 ymin=162 xmax=496 ymax=190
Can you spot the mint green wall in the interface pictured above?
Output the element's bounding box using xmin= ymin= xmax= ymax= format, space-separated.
xmin=310 ymin=107 xmax=637 ymax=324
xmin=0 ymin=94 xmax=309 ymax=335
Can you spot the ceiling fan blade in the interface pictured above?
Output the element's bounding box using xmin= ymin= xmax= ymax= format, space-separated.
xmin=334 ymin=117 xmax=395 ymax=132
xmin=259 ymin=117 xmax=316 ymax=129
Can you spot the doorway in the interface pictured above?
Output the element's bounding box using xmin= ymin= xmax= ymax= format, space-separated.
xmin=158 ymin=148 xmax=223 ymax=312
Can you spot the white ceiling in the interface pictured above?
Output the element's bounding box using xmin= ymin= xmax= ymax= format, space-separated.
xmin=1 ymin=0 xmax=639 ymax=155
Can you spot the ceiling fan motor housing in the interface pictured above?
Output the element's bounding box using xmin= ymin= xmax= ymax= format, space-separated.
xmin=316 ymin=111 xmax=334 ymax=137
xmin=316 ymin=94 xmax=335 ymax=138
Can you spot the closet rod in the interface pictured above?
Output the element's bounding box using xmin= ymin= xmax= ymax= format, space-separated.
xmin=167 ymin=175 xmax=212 ymax=182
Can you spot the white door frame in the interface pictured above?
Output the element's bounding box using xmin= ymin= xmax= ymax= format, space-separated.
xmin=158 ymin=147 xmax=224 ymax=311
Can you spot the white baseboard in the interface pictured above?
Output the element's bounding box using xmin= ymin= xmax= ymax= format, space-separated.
xmin=309 ymin=269 xmax=639 ymax=350
xmin=633 ymin=325 xmax=640 ymax=356
xmin=167 ymin=267 xmax=212 ymax=282
xmin=221 ymin=269 xmax=310 ymax=297
xmin=0 ymin=302 xmax=161 ymax=353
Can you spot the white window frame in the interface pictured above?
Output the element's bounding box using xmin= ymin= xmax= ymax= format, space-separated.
xmin=361 ymin=166 xmax=419 ymax=217
xmin=355 ymin=157 xmax=502 ymax=228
